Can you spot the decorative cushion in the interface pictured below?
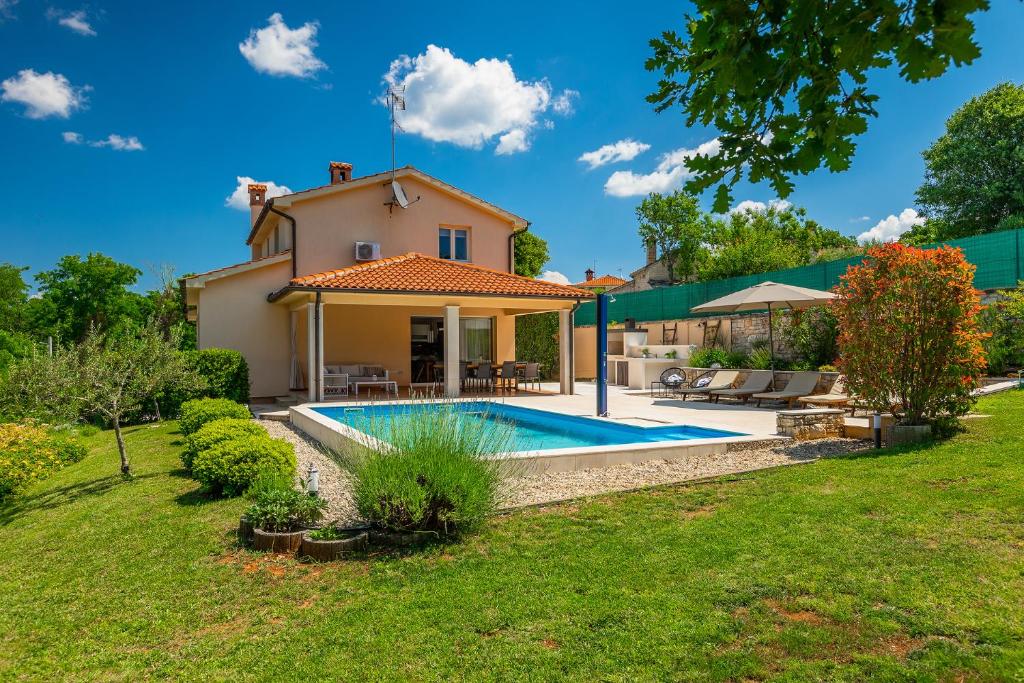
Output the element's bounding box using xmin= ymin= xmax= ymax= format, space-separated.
xmin=362 ymin=365 xmax=386 ymax=377
xmin=339 ymin=364 xmax=362 ymax=376
xmin=665 ymin=373 xmax=684 ymax=384
xmin=694 ymin=376 xmax=712 ymax=388
xmin=324 ymin=365 xmax=342 ymax=374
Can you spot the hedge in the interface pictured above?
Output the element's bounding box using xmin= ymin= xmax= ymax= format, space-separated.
xmin=181 ymin=417 xmax=266 ymax=471
xmin=158 ymin=348 xmax=250 ymax=417
xmin=178 ymin=398 xmax=251 ymax=436
xmin=192 ymin=434 xmax=296 ymax=496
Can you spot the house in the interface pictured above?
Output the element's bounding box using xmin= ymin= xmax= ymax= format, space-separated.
xmin=184 ymin=163 xmax=592 ymax=401
xmin=573 ymin=269 xmax=627 ymax=293
xmin=608 ymin=241 xmax=674 ymax=294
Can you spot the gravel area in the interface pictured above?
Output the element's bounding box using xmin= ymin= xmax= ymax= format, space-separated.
xmin=502 ymin=437 xmax=870 ymax=509
xmin=261 ymin=417 xmax=870 ymax=518
xmin=260 ymin=420 xmax=361 ymax=525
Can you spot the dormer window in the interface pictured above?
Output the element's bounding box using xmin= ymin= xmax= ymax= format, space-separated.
xmin=439 ymin=226 xmax=469 ymax=261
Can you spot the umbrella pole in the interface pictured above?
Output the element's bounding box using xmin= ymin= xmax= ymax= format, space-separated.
xmin=767 ymin=303 xmax=775 ymax=384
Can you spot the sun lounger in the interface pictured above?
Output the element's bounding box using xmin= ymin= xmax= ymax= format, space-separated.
xmin=752 ymin=371 xmax=822 ymax=408
xmin=710 ymin=370 xmax=774 ymax=404
xmin=677 ymin=370 xmax=740 ymax=400
xmin=797 ymin=376 xmax=852 ymax=412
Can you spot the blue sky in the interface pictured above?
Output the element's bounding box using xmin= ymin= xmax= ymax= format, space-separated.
xmin=2 ymin=1 xmax=1022 ymax=290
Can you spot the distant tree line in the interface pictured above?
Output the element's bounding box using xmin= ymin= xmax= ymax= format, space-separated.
xmin=0 ymin=253 xmax=195 ymax=373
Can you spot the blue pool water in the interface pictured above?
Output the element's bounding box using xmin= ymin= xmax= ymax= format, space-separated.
xmin=312 ymin=401 xmax=745 ymax=452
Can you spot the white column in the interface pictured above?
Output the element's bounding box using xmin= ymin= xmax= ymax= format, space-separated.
xmin=444 ymin=305 xmax=460 ymax=397
xmin=559 ymin=309 xmax=572 ymax=395
xmin=306 ymin=302 xmax=316 ymax=402
xmin=316 ymin=301 xmax=325 ymax=402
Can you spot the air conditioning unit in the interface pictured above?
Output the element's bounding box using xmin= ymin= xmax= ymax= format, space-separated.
xmin=354 ymin=241 xmax=381 ymax=261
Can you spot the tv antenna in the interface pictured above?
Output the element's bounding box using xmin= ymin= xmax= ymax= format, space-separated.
xmin=384 ymin=85 xmax=419 ymax=212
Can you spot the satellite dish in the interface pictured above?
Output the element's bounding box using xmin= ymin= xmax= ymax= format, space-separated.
xmin=391 ymin=180 xmax=409 ymax=209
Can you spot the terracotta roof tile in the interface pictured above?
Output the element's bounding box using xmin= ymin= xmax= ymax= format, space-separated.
xmin=290 ymin=253 xmax=594 ymax=299
xmin=574 ymin=274 xmax=628 ymax=288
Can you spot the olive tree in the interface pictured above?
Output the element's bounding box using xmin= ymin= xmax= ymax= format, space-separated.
xmin=2 ymin=323 xmax=201 ymax=475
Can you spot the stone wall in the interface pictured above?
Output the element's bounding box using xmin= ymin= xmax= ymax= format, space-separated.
xmin=776 ymin=409 xmax=845 ymax=440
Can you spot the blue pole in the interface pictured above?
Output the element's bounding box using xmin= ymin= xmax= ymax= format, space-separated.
xmin=596 ymin=293 xmax=609 ymax=417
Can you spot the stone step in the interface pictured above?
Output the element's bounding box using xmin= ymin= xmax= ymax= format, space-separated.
xmin=274 ymin=395 xmax=301 ymax=407
xmin=256 ymin=409 xmax=291 ymax=422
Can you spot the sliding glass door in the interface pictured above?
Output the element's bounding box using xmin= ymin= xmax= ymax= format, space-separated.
xmin=460 ymin=318 xmax=494 ymax=362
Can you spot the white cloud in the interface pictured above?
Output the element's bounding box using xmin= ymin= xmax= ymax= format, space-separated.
xmin=383 ymin=44 xmax=570 ymax=155
xmin=552 ymin=89 xmax=579 ymax=115
xmin=578 ymin=139 xmax=650 ymax=169
xmin=225 ymin=176 xmax=293 ymax=211
xmin=851 ymin=215 xmax=871 ymax=222
xmin=539 ymin=270 xmax=570 ymax=285
xmin=496 ymin=129 xmax=529 ymax=155
xmin=0 ymin=0 xmax=18 ymax=20
xmin=1 ymin=69 xmax=88 ymax=118
xmin=63 ymin=131 xmax=144 ymax=150
xmin=239 ymin=13 xmax=325 ymax=78
xmin=857 ymin=208 xmax=924 ymax=244
xmin=730 ymin=198 xmax=792 ymax=214
xmin=604 ymin=138 xmax=720 ymax=197
xmin=91 ymin=134 xmax=143 ymax=151
xmin=47 ymin=8 xmax=96 ymax=36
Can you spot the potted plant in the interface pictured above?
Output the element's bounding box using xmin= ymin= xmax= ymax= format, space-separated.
xmin=641 ymin=347 xmax=651 ymax=358
xmin=239 ymin=467 xmax=294 ymax=545
xmin=301 ymin=525 xmax=370 ymax=561
xmin=247 ymin=489 xmax=327 ymax=553
xmin=665 ymin=349 xmax=678 ymax=359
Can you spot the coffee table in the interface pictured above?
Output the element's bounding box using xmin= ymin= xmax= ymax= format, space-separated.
xmin=353 ymin=380 xmax=399 ymax=397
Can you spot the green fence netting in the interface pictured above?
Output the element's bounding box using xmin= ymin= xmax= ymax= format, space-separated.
xmin=574 ymin=228 xmax=1024 ymax=326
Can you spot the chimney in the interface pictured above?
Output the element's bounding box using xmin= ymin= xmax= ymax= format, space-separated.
xmin=248 ymin=183 xmax=267 ymax=228
xmin=585 ymin=268 xmax=595 ymax=282
xmin=329 ymin=161 xmax=353 ymax=185
xmin=646 ymin=239 xmax=657 ymax=265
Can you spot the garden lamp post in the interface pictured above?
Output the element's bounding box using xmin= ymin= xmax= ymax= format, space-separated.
xmin=306 ymin=461 xmax=319 ymax=497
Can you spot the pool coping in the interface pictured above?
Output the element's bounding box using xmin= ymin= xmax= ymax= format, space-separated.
xmin=289 ymin=399 xmax=787 ymax=474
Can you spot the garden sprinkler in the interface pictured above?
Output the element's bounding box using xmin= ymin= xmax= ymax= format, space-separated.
xmin=306 ymin=462 xmax=319 ymax=497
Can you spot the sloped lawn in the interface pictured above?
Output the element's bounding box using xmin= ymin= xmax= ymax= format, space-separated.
xmin=1 ymin=393 xmax=1023 ymax=680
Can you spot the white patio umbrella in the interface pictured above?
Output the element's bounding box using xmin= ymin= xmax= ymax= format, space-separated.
xmin=690 ymin=281 xmax=837 ymax=375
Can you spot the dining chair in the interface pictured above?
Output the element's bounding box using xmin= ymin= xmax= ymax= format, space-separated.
xmin=498 ymin=360 xmax=518 ymax=393
xmin=475 ymin=362 xmax=494 ymax=393
xmin=522 ymin=362 xmax=541 ymax=391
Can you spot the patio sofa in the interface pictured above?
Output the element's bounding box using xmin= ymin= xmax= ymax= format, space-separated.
xmin=324 ymin=363 xmax=389 ymax=390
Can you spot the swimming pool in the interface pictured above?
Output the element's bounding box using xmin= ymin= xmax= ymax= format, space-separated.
xmin=310 ymin=401 xmax=745 ymax=453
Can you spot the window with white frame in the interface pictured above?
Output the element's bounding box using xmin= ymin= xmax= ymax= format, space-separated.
xmin=438 ymin=227 xmax=469 ymax=261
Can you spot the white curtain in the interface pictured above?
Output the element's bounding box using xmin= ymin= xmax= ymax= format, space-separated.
xmin=290 ymin=310 xmax=304 ymax=390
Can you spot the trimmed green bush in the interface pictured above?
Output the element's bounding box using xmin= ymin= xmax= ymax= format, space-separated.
xmin=0 ymin=422 xmax=87 ymax=501
xmin=192 ymin=434 xmax=295 ymax=496
xmin=342 ymin=403 xmax=513 ymax=536
xmin=158 ymin=348 xmax=251 ymax=417
xmin=181 ymin=417 xmax=265 ymax=471
xmin=178 ymin=398 xmax=250 ymax=436
xmin=688 ymin=347 xmax=731 ymax=368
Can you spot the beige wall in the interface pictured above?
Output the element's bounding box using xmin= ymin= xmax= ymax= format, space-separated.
xmin=253 ymin=175 xmax=516 ymax=278
xmin=295 ymin=303 xmax=518 ymax=387
xmin=195 ymin=260 xmax=293 ymax=398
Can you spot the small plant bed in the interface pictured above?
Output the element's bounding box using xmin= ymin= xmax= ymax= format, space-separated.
xmin=301 ymin=525 xmax=370 ymax=561
xmin=245 ymin=485 xmax=327 ymax=554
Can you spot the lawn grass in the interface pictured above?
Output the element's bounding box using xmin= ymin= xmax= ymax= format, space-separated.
xmin=1 ymin=393 xmax=1023 ymax=680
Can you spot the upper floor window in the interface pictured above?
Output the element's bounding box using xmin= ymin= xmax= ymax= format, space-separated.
xmin=439 ymin=227 xmax=469 ymax=261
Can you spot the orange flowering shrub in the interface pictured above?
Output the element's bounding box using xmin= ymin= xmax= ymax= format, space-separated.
xmin=832 ymin=243 xmax=987 ymax=426
xmin=0 ymin=422 xmax=87 ymax=501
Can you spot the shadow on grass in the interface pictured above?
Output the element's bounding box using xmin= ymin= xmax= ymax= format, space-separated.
xmin=174 ymin=484 xmax=225 ymax=507
xmin=0 ymin=473 xmax=159 ymax=526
